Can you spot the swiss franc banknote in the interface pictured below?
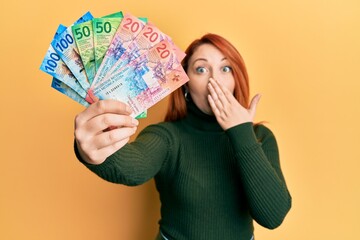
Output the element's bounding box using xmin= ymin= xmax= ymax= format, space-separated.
xmin=93 ymin=12 xmax=124 ymax=72
xmin=71 ymin=20 xmax=96 ymax=85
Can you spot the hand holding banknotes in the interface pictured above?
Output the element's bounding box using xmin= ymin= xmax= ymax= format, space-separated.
xmin=74 ymin=100 xmax=138 ymax=164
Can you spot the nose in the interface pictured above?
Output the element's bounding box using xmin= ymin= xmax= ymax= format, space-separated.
xmin=209 ymin=69 xmax=220 ymax=81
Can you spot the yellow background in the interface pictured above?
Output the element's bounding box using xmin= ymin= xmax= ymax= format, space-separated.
xmin=1 ymin=0 xmax=359 ymax=239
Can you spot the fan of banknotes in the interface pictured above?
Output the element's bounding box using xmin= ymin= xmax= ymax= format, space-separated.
xmin=40 ymin=11 xmax=189 ymax=118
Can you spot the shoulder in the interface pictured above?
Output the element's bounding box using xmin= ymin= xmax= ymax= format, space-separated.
xmin=141 ymin=121 xmax=179 ymax=133
xmin=254 ymin=123 xmax=274 ymax=136
xmin=253 ymin=124 xmax=278 ymax=145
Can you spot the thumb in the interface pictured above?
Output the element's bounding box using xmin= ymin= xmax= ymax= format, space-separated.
xmin=249 ymin=94 xmax=261 ymax=114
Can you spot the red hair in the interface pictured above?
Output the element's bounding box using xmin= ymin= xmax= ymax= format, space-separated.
xmin=165 ymin=33 xmax=250 ymax=122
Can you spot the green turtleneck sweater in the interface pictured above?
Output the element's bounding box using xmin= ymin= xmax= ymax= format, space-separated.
xmin=75 ymin=100 xmax=291 ymax=240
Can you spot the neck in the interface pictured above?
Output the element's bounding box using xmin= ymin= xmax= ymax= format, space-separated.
xmin=183 ymin=99 xmax=223 ymax=132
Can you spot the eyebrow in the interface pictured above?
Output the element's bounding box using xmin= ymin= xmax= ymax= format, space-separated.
xmin=192 ymin=57 xmax=228 ymax=64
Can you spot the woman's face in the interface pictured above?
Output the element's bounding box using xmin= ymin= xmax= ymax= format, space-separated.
xmin=186 ymin=43 xmax=235 ymax=115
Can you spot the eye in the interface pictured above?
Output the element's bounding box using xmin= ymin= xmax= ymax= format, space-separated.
xmin=195 ymin=67 xmax=208 ymax=74
xmin=222 ymin=66 xmax=232 ymax=73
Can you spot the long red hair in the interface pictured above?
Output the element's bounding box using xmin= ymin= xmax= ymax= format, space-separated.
xmin=165 ymin=33 xmax=250 ymax=122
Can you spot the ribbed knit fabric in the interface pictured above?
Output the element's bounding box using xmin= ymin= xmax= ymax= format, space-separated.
xmin=75 ymin=100 xmax=292 ymax=240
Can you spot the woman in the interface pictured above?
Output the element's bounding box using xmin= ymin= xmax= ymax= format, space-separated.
xmin=74 ymin=33 xmax=292 ymax=240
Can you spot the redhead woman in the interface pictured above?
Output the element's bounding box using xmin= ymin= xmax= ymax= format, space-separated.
xmin=74 ymin=33 xmax=291 ymax=240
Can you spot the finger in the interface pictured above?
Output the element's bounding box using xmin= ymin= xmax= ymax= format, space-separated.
xmin=208 ymin=94 xmax=221 ymax=117
xmin=86 ymin=137 xmax=131 ymax=164
xmin=249 ymin=94 xmax=261 ymax=114
xmin=208 ymin=81 xmax=222 ymax=109
xmin=92 ymin=127 xmax=137 ymax=149
xmin=75 ymin=99 xmax=132 ymax=127
xmin=85 ymin=113 xmax=139 ymax=134
xmin=211 ymin=78 xmax=234 ymax=103
xmin=209 ymin=78 xmax=230 ymax=105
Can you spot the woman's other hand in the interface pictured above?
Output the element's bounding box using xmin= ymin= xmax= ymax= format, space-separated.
xmin=207 ymin=78 xmax=261 ymax=130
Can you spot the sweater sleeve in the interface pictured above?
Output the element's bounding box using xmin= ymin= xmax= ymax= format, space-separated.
xmin=226 ymin=122 xmax=292 ymax=229
xmin=74 ymin=124 xmax=172 ymax=186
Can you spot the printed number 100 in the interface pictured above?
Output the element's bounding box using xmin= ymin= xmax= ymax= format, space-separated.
xmin=45 ymin=52 xmax=61 ymax=72
xmin=54 ymin=34 xmax=74 ymax=52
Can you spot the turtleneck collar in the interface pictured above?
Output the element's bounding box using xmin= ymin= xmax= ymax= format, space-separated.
xmin=182 ymin=98 xmax=224 ymax=132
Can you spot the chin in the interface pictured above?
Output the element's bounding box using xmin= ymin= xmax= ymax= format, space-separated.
xmin=192 ymin=97 xmax=214 ymax=115
xmin=200 ymin=106 xmax=214 ymax=116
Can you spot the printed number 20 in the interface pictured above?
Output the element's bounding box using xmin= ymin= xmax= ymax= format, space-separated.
xmin=156 ymin=43 xmax=170 ymax=59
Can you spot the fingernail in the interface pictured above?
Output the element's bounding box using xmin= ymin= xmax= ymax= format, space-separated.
xmin=132 ymin=118 xmax=139 ymax=126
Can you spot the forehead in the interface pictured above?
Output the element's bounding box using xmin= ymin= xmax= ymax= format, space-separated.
xmin=190 ymin=43 xmax=226 ymax=62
